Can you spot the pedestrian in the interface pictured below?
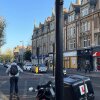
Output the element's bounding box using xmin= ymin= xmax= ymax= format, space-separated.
xmin=85 ymin=63 xmax=88 ymax=73
xmin=6 ymin=60 xmax=23 ymax=100
xmin=77 ymin=62 xmax=81 ymax=71
xmin=85 ymin=61 xmax=91 ymax=73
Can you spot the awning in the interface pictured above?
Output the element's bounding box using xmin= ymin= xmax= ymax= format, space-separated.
xmin=93 ymin=52 xmax=100 ymax=57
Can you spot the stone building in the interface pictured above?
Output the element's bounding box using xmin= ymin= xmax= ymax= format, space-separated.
xmin=32 ymin=10 xmax=55 ymax=64
xmin=77 ymin=0 xmax=100 ymax=71
xmin=32 ymin=0 xmax=100 ymax=71
xmin=64 ymin=2 xmax=80 ymax=69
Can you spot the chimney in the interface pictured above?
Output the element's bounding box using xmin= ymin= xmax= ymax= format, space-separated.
xmin=76 ymin=0 xmax=81 ymax=5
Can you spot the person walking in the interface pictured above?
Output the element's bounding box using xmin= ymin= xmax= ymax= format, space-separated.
xmin=77 ymin=62 xmax=81 ymax=71
xmin=85 ymin=61 xmax=91 ymax=73
xmin=6 ymin=60 xmax=23 ymax=100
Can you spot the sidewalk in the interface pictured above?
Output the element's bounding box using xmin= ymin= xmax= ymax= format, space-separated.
xmin=66 ymin=68 xmax=100 ymax=78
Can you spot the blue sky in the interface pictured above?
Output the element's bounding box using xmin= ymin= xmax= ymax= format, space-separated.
xmin=0 ymin=0 xmax=75 ymax=53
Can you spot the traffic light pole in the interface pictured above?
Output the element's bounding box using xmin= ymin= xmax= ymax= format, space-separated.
xmin=55 ymin=0 xmax=64 ymax=100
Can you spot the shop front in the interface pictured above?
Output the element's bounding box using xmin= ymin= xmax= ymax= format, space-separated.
xmin=93 ymin=46 xmax=100 ymax=71
xmin=77 ymin=48 xmax=93 ymax=70
xmin=63 ymin=51 xmax=77 ymax=69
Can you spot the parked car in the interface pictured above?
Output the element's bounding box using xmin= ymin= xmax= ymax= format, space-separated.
xmin=38 ymin=64 xmax=47 ymax=73
xmin=0 ymin=63 xmax=3 ymax=66
xmin=23 ymin=64 xmax=33 ymax=71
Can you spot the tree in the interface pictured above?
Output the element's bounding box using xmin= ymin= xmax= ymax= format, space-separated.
xmin=0 ymin=17 xmax=6 ymax=47
xmin=0 ymin=49 xmax=14 ymax=63
xmin=23 ymin=50 xmax=32 ymax=62
xmin=23 ymin=50 xmax=32 ymax=61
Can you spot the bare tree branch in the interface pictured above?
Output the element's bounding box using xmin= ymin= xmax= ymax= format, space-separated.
xmin=0 ymin=16 xmax=6 ymax=47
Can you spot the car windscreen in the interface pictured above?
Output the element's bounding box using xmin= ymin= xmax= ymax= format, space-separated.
xmin=26 ymin=65 xmax=32 ymax=66
xmin=40 ymin=64 xmax=45 ymax=67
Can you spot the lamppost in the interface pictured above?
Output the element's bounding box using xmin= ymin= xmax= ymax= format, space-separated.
xmin=20 ymin=41 xmax=24 ymax=63
xmin=36 ymin=47 xmax=39 ymax=65
xmin=52 ymin=43 xmax=55 ymax=76
xmin=55 ymin=0 xmax=64 ymax=100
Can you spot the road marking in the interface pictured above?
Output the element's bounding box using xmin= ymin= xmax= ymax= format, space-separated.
xmin=34 ymin=73 xmax=43 ymax=76
xmin=48 ymin=76 xmax=55 ymax=79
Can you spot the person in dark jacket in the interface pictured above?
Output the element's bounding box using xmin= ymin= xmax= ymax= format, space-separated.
xmin=85 ymin=61 xmax=91 ymax=73
xmin=6 ymin=61 xmax=23 ymax=99
xmin=77 ymin=62 xmax=81 ymax=71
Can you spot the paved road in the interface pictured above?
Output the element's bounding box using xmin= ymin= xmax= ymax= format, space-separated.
xmin=0 ymin=66 xmax=54 ymax=100
xmin=0 ymin=66 xmax=100 ymax=100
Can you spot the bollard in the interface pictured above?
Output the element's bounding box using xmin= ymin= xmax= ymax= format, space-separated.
xmin=35 ymin=66 xmax=38 ymax=74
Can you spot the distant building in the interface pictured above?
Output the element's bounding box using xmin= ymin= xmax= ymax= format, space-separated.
xmin=13 ymin=45 xmax=25 ymax=63
xmin=26 ymin=45 xmax=32 ymax=51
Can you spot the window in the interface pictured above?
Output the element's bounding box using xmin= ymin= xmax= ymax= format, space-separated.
xmin=81 ymin=22 xmax=85 ymax=32
xmin=81 ymin=21 xmax=89 ymax=32
xmin=85 ymin=22 xmax=87 ymax=31
xmin=98 ymin=35 xmax=100 ymax=45
xmin=69 ymin=39 xmax=76 ymax=50
xmin=81 ymin=36 xmax=90 ymax=47
xmin=74 ymin=27 xmax=75 ymax=34
xmin=88 ymin=21 xmax=90 ymax=30
xmin=94 ymin=35 xmax=97 ymax=45
xmin=74 ymin=40 xmax=76 ymax=48
xmin=68 ymin=14 xmax=75 ymax=22
xmin=87 ymin=37 xmax=90 ymax=46
xmin=70 ymin=27 xmax=73 ymax=36
xmin=81 ymin=7 xmax=89 ymax=17
xmin=83 ymin=37 xmax=87 ymax=47
xmin=81 ymin=0 xmax=88 ymax=5
xmin=71 ymin=14 xmax=74 ymax=21
xmin=69 ymin=40 xmax=73 ymax=50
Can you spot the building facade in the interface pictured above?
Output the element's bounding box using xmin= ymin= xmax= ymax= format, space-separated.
xmin=77 ymin=0 xmax=100 ymax=71
xmin=32 ymin=0 xmax=100 ymax=71
xmin=32 ymin=11 xmax=55 ymax=65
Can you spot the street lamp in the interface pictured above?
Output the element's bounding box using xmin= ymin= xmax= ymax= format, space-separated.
xmin=36 ymin=47 xmax=39 ymax=65
xmin=52 ymin=43 xmax=55 ymax=76
xmin=20 ymin=41 xmax=24 ymax=63
xmin=55 ymin=0 xmax=64 ymax=100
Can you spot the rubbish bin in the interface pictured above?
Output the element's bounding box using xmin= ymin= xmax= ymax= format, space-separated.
xmin=63 ymin=75 xmax=95 ymax=100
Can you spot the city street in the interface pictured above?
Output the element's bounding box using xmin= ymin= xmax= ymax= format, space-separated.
xmin=0 ymin=65 xmax=100 ymax=100
xmin=0 ymin=65 xmax=54 ymax=100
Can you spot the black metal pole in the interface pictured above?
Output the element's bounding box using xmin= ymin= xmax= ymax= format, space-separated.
xmin=55 ymin=0 xmax=64 ymax=100
xmin=53 ymin=43 xmax=55 ymax=76
xmin=36 ymin=47 xmax=39 ymax=65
